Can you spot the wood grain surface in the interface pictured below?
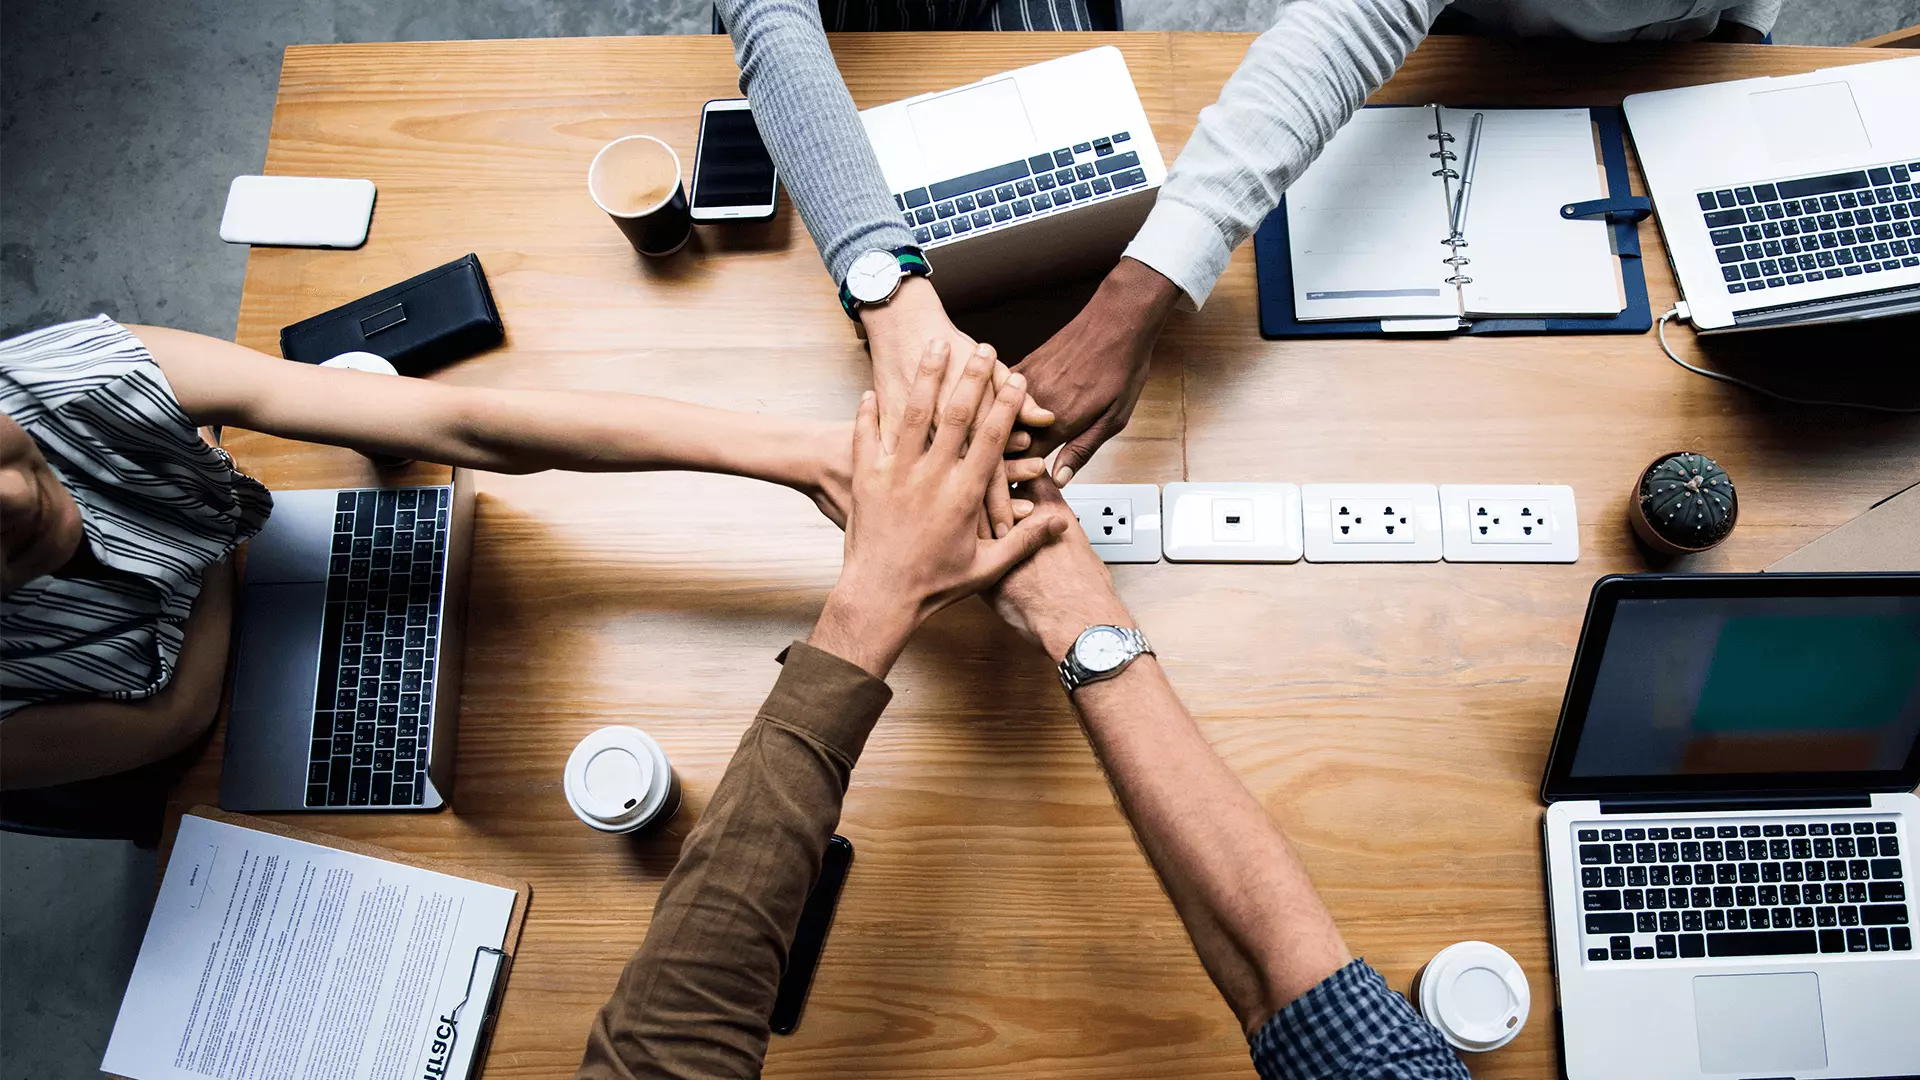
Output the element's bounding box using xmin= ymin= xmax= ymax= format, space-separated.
xmin=165 ymin=32 xmax=1920 ymax=1079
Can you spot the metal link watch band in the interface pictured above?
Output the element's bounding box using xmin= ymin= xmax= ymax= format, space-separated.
xmin=1058 ymin=626 xmax=1153 ymax=693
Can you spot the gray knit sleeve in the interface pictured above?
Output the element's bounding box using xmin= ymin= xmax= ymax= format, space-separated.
xmin=717 ymin=0 xmax=917 ymax=287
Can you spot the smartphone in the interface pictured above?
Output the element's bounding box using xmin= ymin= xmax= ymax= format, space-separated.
xmin=769 ymin=834 xmax=852 ymax=1035
xmin=690 ymin=98 xmax=778 ymax=223
xmin=219 ymin=175 xmax=376 ymax=248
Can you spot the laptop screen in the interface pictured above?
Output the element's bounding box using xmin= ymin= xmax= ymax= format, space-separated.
xmin=1543 ymin=574 xmax=1920 ymax=801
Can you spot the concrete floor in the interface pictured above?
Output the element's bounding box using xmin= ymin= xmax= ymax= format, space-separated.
xmin=3 ymin=0 xmax=1917 ymax=1074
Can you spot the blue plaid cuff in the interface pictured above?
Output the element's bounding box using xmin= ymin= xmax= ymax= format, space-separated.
xmin=1248 ymin=959 xmax=1469 ymax=1080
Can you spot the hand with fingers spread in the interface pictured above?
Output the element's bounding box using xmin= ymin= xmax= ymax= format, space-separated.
xmin=810 ymin=340 xmax=1068 ymax=678
xmin=1013 ymin=257 xmax=1180 ymax=486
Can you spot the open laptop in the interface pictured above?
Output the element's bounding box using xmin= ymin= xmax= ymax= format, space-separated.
xmin=1623 ymin=55 xmax=1920 ymax=333
xmin=1542 ymin=572 xmax=1919 ymax=1079
xmin=221 ymin=471 xmax=475 ymax=812
xmin=861 ymin=45 xmax=1166 ymax=310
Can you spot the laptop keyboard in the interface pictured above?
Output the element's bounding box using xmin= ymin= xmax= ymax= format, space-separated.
xmin=1697 ymin=160 xmax=1920 ymax=298
xmin=305 ymin=487 xmax=449 ymax=809
xmin=1575 ymin=818 xmax=1912 ymax=962
xmin=894 ymin=131 xmax=1149 ymax=245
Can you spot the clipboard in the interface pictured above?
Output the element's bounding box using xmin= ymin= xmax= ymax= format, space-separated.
xmin=1253 ymin=105 xmax=1653 ymax=338
xmin=180 ymin=806 xmax=530 ymax=1080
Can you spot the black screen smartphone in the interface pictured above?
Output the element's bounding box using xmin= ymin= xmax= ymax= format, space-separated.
xmin=769 ymin=834 xmax=853 ymax=1035
xmin=690 ymin=98 xmax=778 ymax=222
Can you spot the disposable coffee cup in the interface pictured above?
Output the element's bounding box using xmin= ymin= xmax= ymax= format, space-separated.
xmin=321 ymin=352 xmax=411 ymax=468
xmin=1411 ymin=940 xmax=1529 ymax=1053
xmin=588 ymin=135 xmax=693 ymax=257
xmin=564 ymin=725 xmax=682 ymax=834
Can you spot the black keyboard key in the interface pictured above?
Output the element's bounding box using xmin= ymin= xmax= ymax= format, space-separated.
xmin=1848 ymin=927 xmax=1869 ymax=952
xmin=1869 ymin=881 xmax=1904 ymax=903
xmin=1710 ymin=228 xmax=1742 ymax=246
xmin=1704 ymin=208 xmax=1746 ymax=228
xmin=991 ymin=204 xmax=1012 ymax=222
xmin=903 ymin=187 xmax=930 ymax=208
xmin=930 ymin=221 xmax=951 ymax=239
xmin=1111 ymin=167 xmax=1147 ymax=189
xmin=1656 ymin=934 xmax=1677 ymax=958
xmin=912 ymin=227 xmax=931 ymax=244
xmin=1053 ymin=148 xmax=1073 ymax=168
xmin=1035 ymin=172 xmax=1056 ymax=191
xmin=1895 ymin=927 xmax=1913 ymax=950
xmin=1091 ymin=176 xmax=1113 ymax=195
xmin=970 ymin=210 xmax=991 ymax=228
xmin=1780 ymin=171 xmax=1871 ymax=200
xmin=1707 ymin=929 xmax=1817 ymax=957
xmin=1016 ymin=179 xmax=1036 ymax=197
xmin=1752 ymin=182 xmax=1778 ymax=202
xmin=1614 ymin=843 xmax=1635 ymax=863
xmin=914 ymin=207 xmax=935 ymax=225
xmin=1588 ymin=947 xmax=1609 ymax=961
xmin=1072 ymin=142 xmax=1091 ymax=154
xmin=1094 ymin=140 xmax=1113 ymax=156
xmin=1637 ymin=842 xmax=1657 ymax=863
xmin=1880 ymin=836 xmax=1900 ymax=857
xmin=1869 ymin=166 xmax=1893 ymax=186
xmin=1610 ymin=935 xmax=1632 ymax=959
xmin=1010 ymin=199 xmax=1032 ymax=217
xmin=1579 ymin=829 xmax=1600 ymax=842
xmin=1054 ymin=168 xmax=1074 ymax=185
xmin=1672 ymin=827 xmax=1692 ymax=839
xmin=1605 ymin=867 xmax=1625 ymax=888
xmin=1628 ymin=866 xmax=1648 ymax=888
xmin=1094 ymin=150 xmax=1141 ymax=177
xmin=975 ymin=189 xmax=995 ymax=206
xmin=1697 ymin=191 xmax=1719 ymax=211
xmin=1584 ymin=889 xmax=1621 ymax=910
xmin=1658 ymin=910 xmax=1678 ymax=932
xmin=955 ymin=194 xmax=976 ymax=212
xmin=1051 ymin=190 xmax=1074 ymax=208
xmin=1586 ymin=913 xmax=1633 ymax=934
xmin=1649 ymin=828 xmax=1669 ymax=841
xmin=1636 ymin=911 xmax=1656 ymax=933
xmin=1871 ymin=926 xmax=1892 ymax=951
xmin=1027 ymin=153 xmax=1054 ymax=173
xmin=1715 ymin=189 xmax=1737 ymax=208
xmin=371 ymin=770 xmax=392 ymax=806
xmin=1861 ymin=905 xmax=1908 ymax=925
xmin=1820 ymin=927 xmax=1845 ymax=952
xmin=1633 ymin=946 xmax=1655 ymax=960
xmin=1734 ymin=187 xmax=1754 ymax=205
xmin=349 ymin=766 xmax=372 ymax=806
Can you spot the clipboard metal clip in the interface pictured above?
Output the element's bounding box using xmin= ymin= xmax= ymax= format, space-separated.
xmin=428 ymin=945 xmax=511 ymax=1080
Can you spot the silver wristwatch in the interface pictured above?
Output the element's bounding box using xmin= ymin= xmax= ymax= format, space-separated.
xmin=1058 ymin=625 xmax=1153 ymax=693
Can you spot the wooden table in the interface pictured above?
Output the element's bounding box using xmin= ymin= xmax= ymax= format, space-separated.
xmin=170 ymin=32 xmax=1920 ymax=1079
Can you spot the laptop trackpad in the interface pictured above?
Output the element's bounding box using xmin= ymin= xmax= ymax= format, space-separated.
xmin=1693 ymin=973 xmax=1827 ymax=1074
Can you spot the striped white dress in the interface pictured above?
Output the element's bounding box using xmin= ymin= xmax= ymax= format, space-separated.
xmin=0 ymin=316 xmax=272 ymax=718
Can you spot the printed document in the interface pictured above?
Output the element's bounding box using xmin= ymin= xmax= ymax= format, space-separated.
xmin=104 ymin=814 xmax=514 ymax=1080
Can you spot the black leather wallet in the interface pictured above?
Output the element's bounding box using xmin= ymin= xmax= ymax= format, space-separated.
xmin=279 ymin=253 xmax=504 ymax=374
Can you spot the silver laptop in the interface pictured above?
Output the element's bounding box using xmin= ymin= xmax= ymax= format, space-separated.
xmin=221 ymin=471 xmax=475 ymax=812
xmin=1624 ymin=55 xmax=1920 ymax=332
xmin=1542 ymin=573 xmax=1919 ymax=1079
xmin=861 ymin=45 xmax=1166 ymax=310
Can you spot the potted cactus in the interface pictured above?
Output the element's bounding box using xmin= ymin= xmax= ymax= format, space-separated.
xmin=1631 ymin=451 xmax=1737 ymax=555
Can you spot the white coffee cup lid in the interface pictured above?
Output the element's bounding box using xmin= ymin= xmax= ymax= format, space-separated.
xmin=321 ymin=351 xmax=398 ymax=375
xmin=564 ymin=726 xmax=671 ymax=832
xmin=1416 ymin=940 xmax=1529 ymax=1052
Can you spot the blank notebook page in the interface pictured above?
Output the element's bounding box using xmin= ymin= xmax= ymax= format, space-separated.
xmin=1287 ymin=107 xmax=1457 ymax=321
xmin=1447 ymin=107 xmax=1623 ymax=317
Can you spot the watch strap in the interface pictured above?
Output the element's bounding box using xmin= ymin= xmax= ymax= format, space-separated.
xmin=838 ymin=247 xmax=932 ymax=321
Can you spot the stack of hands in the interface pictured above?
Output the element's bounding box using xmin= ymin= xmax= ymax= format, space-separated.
xmin=810 ymin=336 xmax=1130 ymax=679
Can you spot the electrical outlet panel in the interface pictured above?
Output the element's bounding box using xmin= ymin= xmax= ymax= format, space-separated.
xmin=1302 ymin=484 xmax=1442 ymax=562
xmin=1162 ymin=483 xmax=1303 ymax=562
xmin=1440 ymin=484 xmax=1579 ymax=563
xmin=1065 ymin=483 xmax=1161 ymax=563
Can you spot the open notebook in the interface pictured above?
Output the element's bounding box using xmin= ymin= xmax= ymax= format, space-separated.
xmin=1286 ymin=105 xmax=1626 ymax=327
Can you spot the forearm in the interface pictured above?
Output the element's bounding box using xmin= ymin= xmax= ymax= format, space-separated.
xmin=1030 ymin=614 xmax=1350 ymax=1035
xmin=575 ymin=641 xmax=891 ymax=1080
xmin=717 ymin=0 xmax=914 ymax=284
xmin=136 ymin=324 xmax=840 ymax=489
xmin=1124 ymin=0 xmax=1442 ymax=309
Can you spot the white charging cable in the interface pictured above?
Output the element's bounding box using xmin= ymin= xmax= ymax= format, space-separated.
xmin=1656 ymin=302 xmax=1920 ymax=414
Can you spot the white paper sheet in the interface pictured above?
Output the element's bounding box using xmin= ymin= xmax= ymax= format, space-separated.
xmin=1287 ymin=106 xmax=1459 ymax=321
xmin=1445 ymin=107 xmax=1623 ymax=317
xmin=103 ymin=815 xmax=514 ymax=1080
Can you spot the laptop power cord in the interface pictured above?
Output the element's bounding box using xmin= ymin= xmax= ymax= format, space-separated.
xmin=1656 ymin=303 xmax=1920 ymax=414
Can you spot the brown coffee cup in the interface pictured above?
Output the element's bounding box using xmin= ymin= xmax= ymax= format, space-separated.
xmin=589 ymin=135 xmax=693 ymax=257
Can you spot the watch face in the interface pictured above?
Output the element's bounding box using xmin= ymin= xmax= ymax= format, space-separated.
xmin=1074 ymin=627 xmax=1132 ymax=674
xmin=846 ymin=250 xmax=903 ymax=304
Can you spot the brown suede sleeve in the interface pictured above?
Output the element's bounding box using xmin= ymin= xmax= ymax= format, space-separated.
xmin=575 ymin=641 xmax=892 ymax=1080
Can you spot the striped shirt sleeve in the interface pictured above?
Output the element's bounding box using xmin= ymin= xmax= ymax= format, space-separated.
xmin=0 ymin=316 xmax=272 ymax=718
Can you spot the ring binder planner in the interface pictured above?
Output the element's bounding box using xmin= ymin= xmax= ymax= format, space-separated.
xmin=1255 ymin=104 xmax=1652 ymax=338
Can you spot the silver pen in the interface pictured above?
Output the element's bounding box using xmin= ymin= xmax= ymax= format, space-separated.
xmin=1448 ymin=111 xmax=1486 ymax=240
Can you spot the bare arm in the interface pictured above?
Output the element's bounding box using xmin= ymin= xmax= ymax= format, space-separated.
xmin=129 ymin=326 xmax=852 ymax=520
xmin=990 ymin=481 xmax=1349 ymax=1035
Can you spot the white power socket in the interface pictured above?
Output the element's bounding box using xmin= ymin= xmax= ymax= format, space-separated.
xmin=1440 ymin=484 xmax=1579 ymax=563
xmin=1162 ymin=483 xmax=1303 ymax=562
xmin=1064 ymin=483 xmax=1161 ymax=563
xmin=1302 ymin=484 xmax=1442 ymax=562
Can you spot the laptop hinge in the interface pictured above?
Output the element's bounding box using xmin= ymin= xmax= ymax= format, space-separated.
xmin=1599 ymin=794 xmax=1872 ymax=815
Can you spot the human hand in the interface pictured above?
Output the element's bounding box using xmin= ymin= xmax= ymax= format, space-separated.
xmin=1014 ymin=257 xmax=1180 ymax=485
xmin=860 ymin=276 xmax=1053 ymax=535
xmin=809 ymin=341 xmax=1068 ymax=678
xmin=798 ymin=419 xmax=1047 ymax=531
xmin=985 ymin=475 xmax=1135 ymax=663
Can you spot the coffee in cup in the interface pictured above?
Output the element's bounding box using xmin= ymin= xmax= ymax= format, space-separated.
xmin=588 ymin=135 xmax=693 ymax=257
xmin=1410 ymin=940 xmax=1530 ymax=1052
xmin=563 ymin=725 xmax=682 ymax=834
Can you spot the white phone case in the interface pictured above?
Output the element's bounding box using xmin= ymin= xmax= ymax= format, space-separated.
xmin=219 ymin=175 xmax=376 ymax=248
